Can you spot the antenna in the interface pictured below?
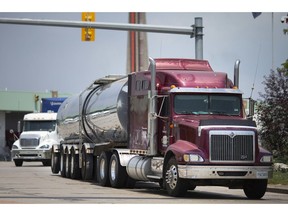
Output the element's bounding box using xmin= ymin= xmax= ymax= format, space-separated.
xmin=250 ymin=44 xmax=261 ymax=99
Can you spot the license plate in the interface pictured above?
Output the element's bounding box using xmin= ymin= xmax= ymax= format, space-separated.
xmin=257 ymin=171 xmax=268 ymax=178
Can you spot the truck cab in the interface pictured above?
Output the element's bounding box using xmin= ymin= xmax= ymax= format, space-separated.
xmin=128 ymin=58 xmax=273 ymax=198
xmin=11 ymin=112 xmax=60 ymax=166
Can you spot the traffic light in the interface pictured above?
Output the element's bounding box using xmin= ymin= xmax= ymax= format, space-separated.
xmin=81 ymin=12 xmax=95 ymax=41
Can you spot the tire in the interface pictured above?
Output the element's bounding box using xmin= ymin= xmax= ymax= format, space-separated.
xmin=42 ymin=160 xmax=51 ymax=166
xmin=51 ymin=150 xmax=60 ymax=174
xmin=243 ymin=179 xmax=268 ymax=199
xmin=97 ymin=151 xmax=112 ymax=186
xmin=164 ymin=157 xmax=187 ymax=197
xmin=126 ymin=177 xmax=136 ymax=188
xmin=187 ymin=181 xmax=197 ymax=191
xmin=109 ymin=153 xmax=128 ymax=188
xmin=70 ymin=149 xmax=81 ymax=179
xmin=93 ymin=156 xmax=98 ymax=182
xmin=81 ymin=149 xmax=93 ymax=181
xmin=60 ymin=149 xmax=66 ymax=177
xmin=189 ymin=185 xmax=197 ymax=191
xmin=14 ymin=159 xmax=23 ymax=167
xmin=65 ymin=151 xmax=71 ymax=178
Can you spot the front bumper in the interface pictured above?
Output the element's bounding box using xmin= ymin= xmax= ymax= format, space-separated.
xmin=178 ymin=165 xmax=273 ymax=179
xmin=11 ymin=149 xmax=51 ymax=161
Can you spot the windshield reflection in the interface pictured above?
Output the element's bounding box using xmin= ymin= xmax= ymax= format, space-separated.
xmin=23 ymin=121 xmax=56 ymax=131
xmin=174 ymin=94 xmax=241 ymax=116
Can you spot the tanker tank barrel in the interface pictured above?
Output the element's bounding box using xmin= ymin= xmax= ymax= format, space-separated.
xmin=57 ymin=76 xmax=129 ymax=145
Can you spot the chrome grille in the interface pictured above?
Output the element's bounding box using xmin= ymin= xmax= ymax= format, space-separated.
xmin=20 ymin=138 xmax=39 ymax=148
xmin=210 ymin=131 xmax=255 ymax=163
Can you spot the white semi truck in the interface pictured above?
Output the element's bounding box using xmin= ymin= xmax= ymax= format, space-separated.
xmin=11 ymin=112 xmax=61 ymax=167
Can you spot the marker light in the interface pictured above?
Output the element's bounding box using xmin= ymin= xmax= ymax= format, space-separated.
xmin=170 ymin=85 xmax=176 ymax=89
xmin=260 ymin=155 xmax=273 ymax=163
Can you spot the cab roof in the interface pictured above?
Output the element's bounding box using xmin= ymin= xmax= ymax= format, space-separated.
xmin=24 ymin=112 xmax=57 ymax=121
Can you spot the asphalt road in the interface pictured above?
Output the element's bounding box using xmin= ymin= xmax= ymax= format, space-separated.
xmin=0 ymin=161 xmax=287 ymax=215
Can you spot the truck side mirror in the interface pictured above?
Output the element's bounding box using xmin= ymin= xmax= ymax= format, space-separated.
xmin=243 ymin=98 xmax=255 ymax=119
xmin=249 ymin=99 xmax=255 ymax=117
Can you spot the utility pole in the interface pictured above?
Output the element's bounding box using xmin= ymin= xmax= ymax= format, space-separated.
xmin=127 ymin=12 xmax=148 ymax=74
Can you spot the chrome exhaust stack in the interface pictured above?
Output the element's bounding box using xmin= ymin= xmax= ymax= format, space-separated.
xmin=147 ymin=57 xmax=158 ymax=156
xmin=234 ymin=59 xmax=240 ymax=88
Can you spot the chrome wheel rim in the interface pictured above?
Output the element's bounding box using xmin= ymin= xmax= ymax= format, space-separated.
xmin=110 ymin=158 xmax=116 ymax=181
xmin=165 ymin=165 xmax=178 ymax=189
xmin=100 ymin=159 xmax=105 ymax=179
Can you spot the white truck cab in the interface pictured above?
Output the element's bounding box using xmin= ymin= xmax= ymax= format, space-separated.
xmin=11 ymin=112 xmax=60 ymax=167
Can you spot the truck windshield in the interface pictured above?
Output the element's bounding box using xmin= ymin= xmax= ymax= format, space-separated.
xmin=23 ymin=120 xmax=56 ymax=132
xmin=174 ymin=94 xmax=241 ymax=116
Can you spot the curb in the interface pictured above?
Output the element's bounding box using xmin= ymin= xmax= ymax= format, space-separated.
xmin=267 ymin=185 xmax=288 ymax=194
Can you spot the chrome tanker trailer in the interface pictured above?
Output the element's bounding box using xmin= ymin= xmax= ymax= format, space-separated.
xmin=52 ymin=74 xmax=129 ymax=180
xmin=51 ymin=57 xmax=273 ymax=199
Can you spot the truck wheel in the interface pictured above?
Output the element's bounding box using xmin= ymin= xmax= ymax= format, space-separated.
xmin=65 ymin=152 xmax=71 ymax=178
xmin=126 ymin=177 xmax=136 ymax=188
xmin=60 ymin=149 xmax=66 ymax=177
xmin=243 ymin=179 xmax=267 ymax=199
xmin=97 ymin=151 xmax=111 ymax=186
xmin=70 ymin=149 xmax=81 ymax=179
xmin=14 ymin=159 xmax=23 ymax=167
xmin=81 ymin=150 xmax=93 ymax=181
xmin=93 ymin=156 xmax=98 ymax=182
xmin=51 ymin=150 xmax=60 ymax=174
xmin=109 ymin=153 xmax=128 ymax=188
xmin=42 ymin=160 xmax=51 ymax=166
xmin=164 ymin=157 xmax=187 ymax=197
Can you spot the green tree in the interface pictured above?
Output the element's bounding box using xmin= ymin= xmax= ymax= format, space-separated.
xmin=280 ymin=59 xmax=288 ymax=76
xmin=257 ymin=59 xmax=288 ymax=163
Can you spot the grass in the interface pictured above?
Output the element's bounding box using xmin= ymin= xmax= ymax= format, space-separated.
xmin=268 ymin=171 xmax=288 ymax=185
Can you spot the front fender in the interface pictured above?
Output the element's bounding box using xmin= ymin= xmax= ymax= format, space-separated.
xmin=12 ymin=139 xmax=20 ymax=148
xmin=257 ymin=146 xmax=273 ymax=165
xmin=165 ymin=140 xmax=204 ymax=163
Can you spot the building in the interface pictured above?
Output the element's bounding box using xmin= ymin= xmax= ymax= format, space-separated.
xmin=0 ymin=90 xmax=70 ymax=160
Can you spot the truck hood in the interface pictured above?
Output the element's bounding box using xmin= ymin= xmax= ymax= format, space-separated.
xmin=173 ymin=115 xmax=250 ymax=128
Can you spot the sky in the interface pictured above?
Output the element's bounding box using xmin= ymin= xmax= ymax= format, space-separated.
xmin=0 ymin=3 xmax=287 ymax=101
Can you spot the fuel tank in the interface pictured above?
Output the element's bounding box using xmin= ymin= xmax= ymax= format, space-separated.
xmin=57 ymin=76 xmax=128 ymax=144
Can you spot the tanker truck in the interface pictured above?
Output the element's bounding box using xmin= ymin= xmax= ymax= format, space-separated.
xmin=51 ymin=57 xmax=273 ymax=199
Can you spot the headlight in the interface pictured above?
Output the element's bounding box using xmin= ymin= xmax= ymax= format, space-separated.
xmin=12 ymin=145 xmax=18 ymax=149
xmin=260 ymin=155 xmax=273 ymax=163
xmin=183 ymin=154 xmax=204 ymax=162
xmin=39 ymin=144 xmax=50 ymax=149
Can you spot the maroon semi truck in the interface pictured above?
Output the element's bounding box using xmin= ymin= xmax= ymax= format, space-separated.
xmin=51 ymin=57 xmax=273 ymax=199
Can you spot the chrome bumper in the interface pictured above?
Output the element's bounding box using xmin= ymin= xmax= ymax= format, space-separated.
xmin=11 ymin=149 xmax=51 ymax=160
xmin=178 ymin=165 xmax=273 ymax=179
